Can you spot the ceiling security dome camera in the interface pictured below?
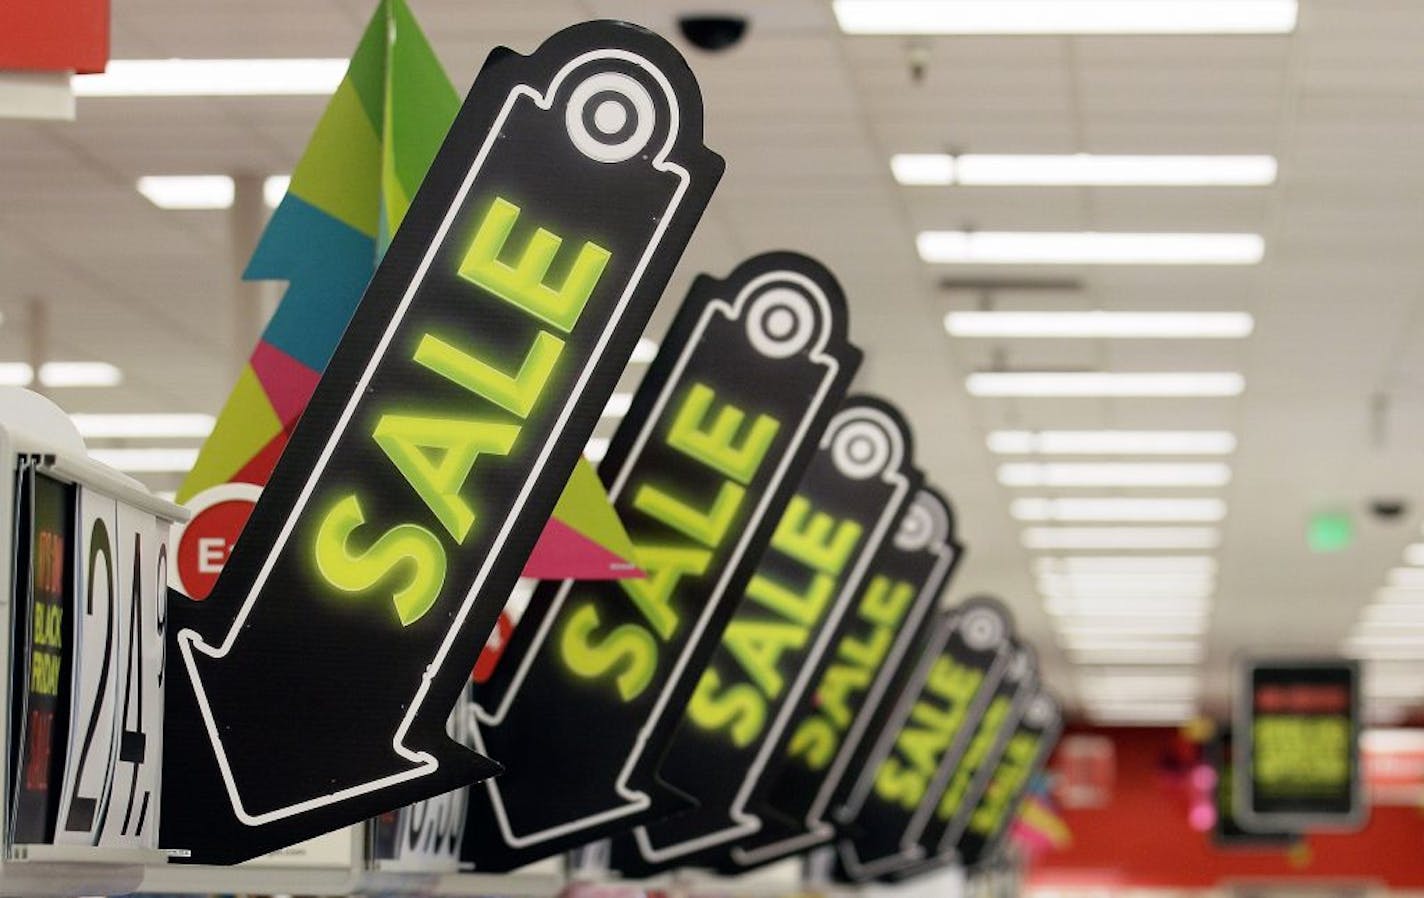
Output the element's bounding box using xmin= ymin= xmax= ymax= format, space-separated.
xmin=678 ymin=15 xmax=749 ymax=52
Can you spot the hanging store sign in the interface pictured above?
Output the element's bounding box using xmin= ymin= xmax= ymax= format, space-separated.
xmin=721 ymin=488 xmax=961 ymax=870
xmin=832 ymin=600 xmax=1015 ymax=883
xmin=159 ymin=19 xmax=722 ymax=865
xmin=463 ymin=252 xmax=859 ymax=871
xmin=616 ymin=402 xmax=920 ymax=875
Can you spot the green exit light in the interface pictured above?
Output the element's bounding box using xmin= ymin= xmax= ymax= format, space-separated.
xmin=1308 ymin=511 xmax=1353 ymax=553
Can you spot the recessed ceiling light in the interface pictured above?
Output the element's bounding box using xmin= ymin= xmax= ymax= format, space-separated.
xmin=39 ymin=362 xmax=122 ymax=388
xmin=1389 ymin=568 xmax=1424 ymax=589
xmin=895 ymin=154 xmax=1278 ymax=187
xmin=998 ymin=462 xmax=1232 ymax=488
xmin=1037 ymin=555 xmax=1218 ymax=575
xmin=0 ymin=363 xmax=34 ymax=387
xmin=70 ymin=413 xmax=216 ymax=439
xmin=74 ymin=58 xmax=348 ymax=97
xmin=631 ymin=337 xmax=660 ymax=364
xmin=1046 ymin=598 xmax=1211 ymax=618
xmin=89 ymin=447 xmax=199 ymax=473
xmin=603 ymin=393 xmax=634 ymax=418
xmin=834 ymin=1 xmax=1298 ymax=35
xmin=137 ymin=175 xmax=235 ymax=210
xmin=264 ymin=174 xmax=291 ymax=208
xmin=946 ymin=311 xmax=1254 ymax=339
xmin=1025 ymin=526 xmax=1219 ymax=551
xmin=1013 ymin=497 xmax=1227 ymax=523
xmin=967 ymin=371 xmax=1244 ymax=397
xmin=918 ymin=231 xmax=1265 ymax=266
xmin=988 ymin=430 xmax=1237 ymax=455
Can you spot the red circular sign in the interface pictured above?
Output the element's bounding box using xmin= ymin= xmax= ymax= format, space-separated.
xmin=177 ymin=497 xmax=256 ymax=600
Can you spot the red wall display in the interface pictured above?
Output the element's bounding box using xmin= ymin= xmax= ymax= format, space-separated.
xmin=1031 ymin=727 xmax=1424 ymax=889
xmin=0 ymin=1 xmax=109 ymax=75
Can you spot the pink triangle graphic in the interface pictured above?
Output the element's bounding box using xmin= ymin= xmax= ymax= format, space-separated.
xmin=521 ymin=517 xmax=643 ymax=581
xmin=250 ymin=340 xmax=322 ymax=430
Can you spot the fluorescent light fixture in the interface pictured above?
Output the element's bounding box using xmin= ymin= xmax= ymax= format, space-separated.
xmin=89 ymin=447 xmax=199 ymax=473
xmin=40 ymin=362 xmax=122 ymax=388
xmin=1362 ymin=728 xmax=1424 ymax=751
xmin=137 ymin=175 xmax=234 ymax=210
xmin=74 ymin=58 xmax=348 ymax=97
xmin=989 ymin=430 xmax=1237 ymax=455
xmin=895 ymin=154 xmax=1278 ymax=187
xmin=264 ymin=174 xmax=291 ymax=208
xmin=919 ymin=231 xmax=1265 ymax=266
xmin=998 ymin=462 xmax=1232 ymax=488
xmin=1086 ymin=704 xmax=1198 ymax=724
xmin=1025 ymin=526 xmax=1219 ymax=551
xmin=70 ymin=413 xmax=216 ymax=439
xmin=1040 ymin=581 xmax=1215 ymax=601
xmin=834 ymin=1 xmax=1298 ymax=35
xmin=0 ymin=363 xmax=34 ymax=386
xmin=585 ymin=437 xmax=610 ymax=463
xmin=967 ymin=371 xmax=1244 ymax=397
xmin=1345 ymin=645 xmax=1424 ymax=662
xmin=631 ymin=337 xmax=659 ymax=364
xmin=603 ymin=393 xmax=634 ymax=418
xmin=1067 ymin=645 xmax=1205 ymax=664
xmin=1363 ymin=603 xmax=1424 ymax=623
xmin=1389 ymin=568 xmax=1424 ymax=589
xmin=1061 ymin=619 xmax=1208 ymax=639
xmin=1375 ymin=587 xmax=1424 ymax=605
xmin=1046 ymin=598 xmax=1211 ymax=618
xmin=947 ymin=311 xmax=1254 ymax=339
xmin=891 ymin=154 xmax=956 ymax=185
xmin=1077 ymin=671 xmax=1200 ymax=691
xmin=1036 ymin=555 xmax=1217 ymax=575
xmin=1013 ymin=497 xmax=1226 ymax=523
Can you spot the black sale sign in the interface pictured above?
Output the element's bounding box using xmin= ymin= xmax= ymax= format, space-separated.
xmin=832 ymin=599 xmax=1015 ymax=883
xmin=721 ymin=488 xmax=962 ymax=869
xmin=461 ymin=253 xmax=859 ymax=871
xmin=159 ymin=20 xmax=722 ymax=864
xmin=614 ymin=399 xmax=920 ymax=875
xmin=909 ymin=644 xmax=1037 ymax=872
xmin=1235 ymin=657 xmax=1362 ymax=831
xmin=945 ymin=690 xmax=1060 ymax=869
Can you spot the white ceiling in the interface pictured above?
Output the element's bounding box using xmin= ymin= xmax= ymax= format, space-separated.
xmin=4 ymin=0 xmax=1424 ymax=721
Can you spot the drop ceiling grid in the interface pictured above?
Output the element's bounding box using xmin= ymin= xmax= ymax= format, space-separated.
xmin=0 ymin=0 xmax=1422 ymax=712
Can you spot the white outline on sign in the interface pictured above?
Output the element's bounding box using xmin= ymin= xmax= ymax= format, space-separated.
xmin=731 ymin=489 xmax=958 ymax=866
xmin=178 ymin=47 xmax=695 ymax=828
xmin=634 ymin=404 xmax=912 ymax=865
xmin=472 ymin=268 xmax=844 ymax=852
xmin=835 ymin=607 xmax=1012 ymax=882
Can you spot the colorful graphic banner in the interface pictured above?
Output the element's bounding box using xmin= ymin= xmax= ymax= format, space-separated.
xmin=614 ymin=398 xmax=920 ymax=876
xmin=463 ymin=252 xmax=859 ymax=871
xmin=174 ymin=0 xmax=641 ymax=601
xmin=159 ymin=20 xmax=722 ymax=864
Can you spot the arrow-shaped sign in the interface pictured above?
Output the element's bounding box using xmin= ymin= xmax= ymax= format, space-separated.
xmin=831 ymin=599 xmax=1015 ymax=883
xmin=888 ymin=686 xmax=1056 ymax=881
xmin=902 ymin=644 xmax=1038 ymax=873
xmin=613 ymin=398 xmax=920 ymax=875
xmin=460 ymin=253 xmax=859 ymax=871
xmin=725 ymin=487 xmax=963 ymax=870
xmin=159 ymin=20 xmax=722 ymax=864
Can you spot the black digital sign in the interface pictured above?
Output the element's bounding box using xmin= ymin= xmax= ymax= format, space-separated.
xmin=1234 ymin=657 xmax=1362 ymax=831
xmin=159 ymin=20 xmax=722 ymax=864
xmin=461 ymin=253 xmax=859 ymax=871
xmin=612 ymin=399 xmax=920 ymax=876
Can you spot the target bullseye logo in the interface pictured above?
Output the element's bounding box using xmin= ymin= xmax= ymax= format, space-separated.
xmin=172 ymin=482 xmax=262 ymax=601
